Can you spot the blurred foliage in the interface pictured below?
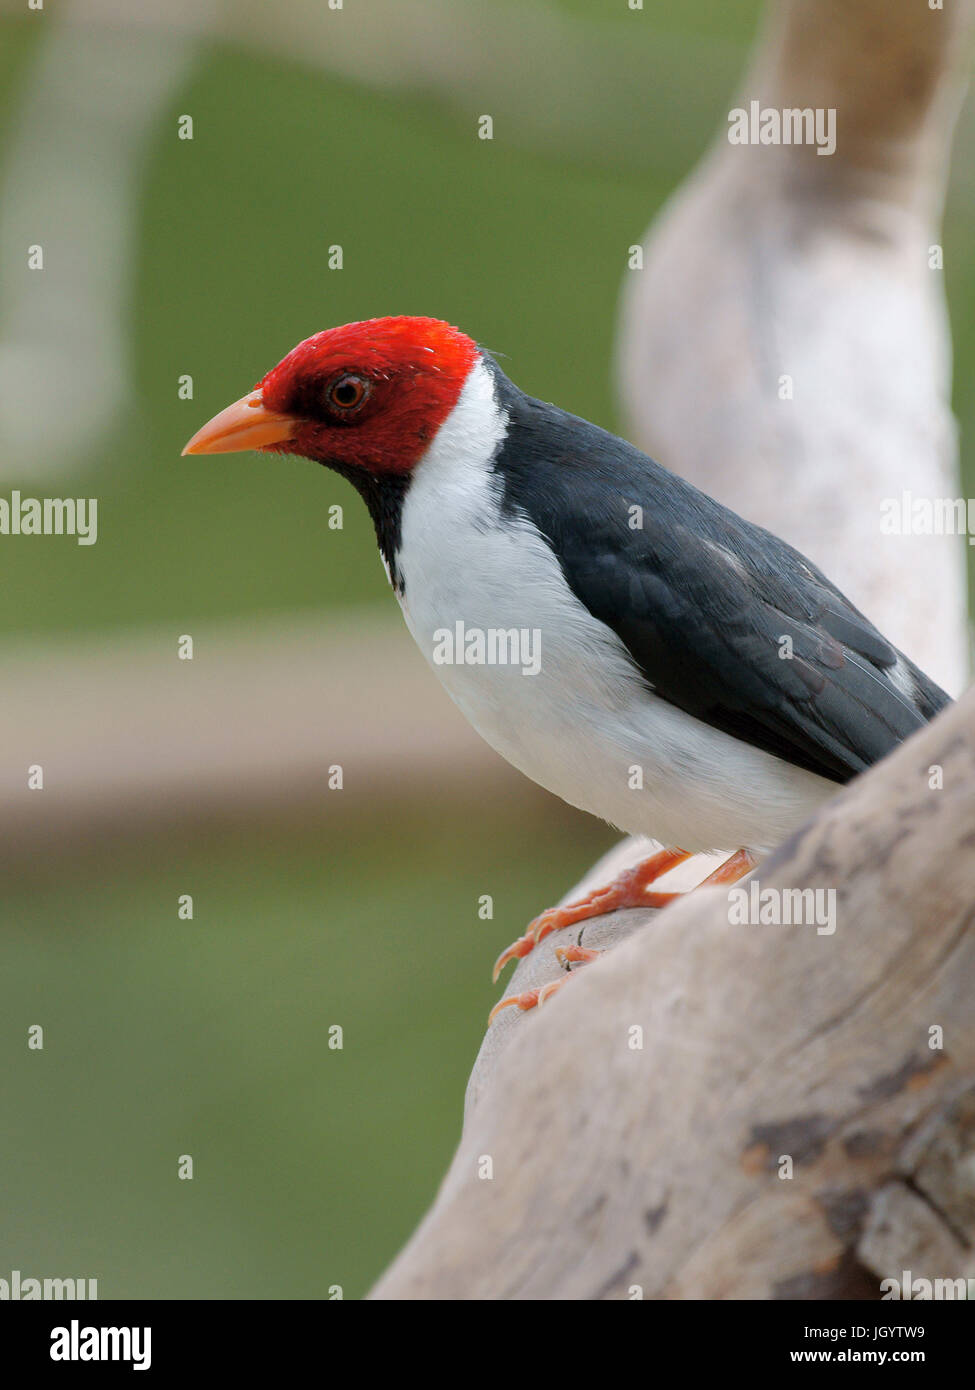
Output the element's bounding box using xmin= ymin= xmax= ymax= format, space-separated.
xmin=2 ymin=0 xmax=974 ymax=1299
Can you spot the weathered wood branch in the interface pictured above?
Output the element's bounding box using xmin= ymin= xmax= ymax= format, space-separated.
xmin=617 ymin=0 xmax=974 ymax=694
xmin=372 ymin=691 xmax=975 ymax=1299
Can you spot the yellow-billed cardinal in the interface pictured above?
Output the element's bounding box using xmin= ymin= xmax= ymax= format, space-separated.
xmin=184 ymin=316 xmax=950 ymax=1020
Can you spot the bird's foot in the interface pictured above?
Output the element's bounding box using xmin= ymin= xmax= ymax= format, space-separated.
xmin=489 ymin=845 xmax=758 ymax=1013
xmin=491 ymin=845 xmax=693 ymax=982
xmin=487 ymin=944 xmax=602 ymax=1023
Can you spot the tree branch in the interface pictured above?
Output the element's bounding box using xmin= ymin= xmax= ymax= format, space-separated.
xmin=372 ymin=692 xmax=975 ymax=1299
xmin=617 ymin=0 xmax=974 ymax=694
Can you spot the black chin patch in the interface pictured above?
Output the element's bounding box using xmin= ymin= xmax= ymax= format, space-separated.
xmin=323 ymin=461 xmax=411 ymax=594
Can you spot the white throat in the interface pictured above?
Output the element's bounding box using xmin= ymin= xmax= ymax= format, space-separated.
xmin=392 ymin=358 xmax=833 ymax=854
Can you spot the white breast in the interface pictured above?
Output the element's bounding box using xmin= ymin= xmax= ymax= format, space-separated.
xmin=395 ymin=360 xmax=835 ymax=854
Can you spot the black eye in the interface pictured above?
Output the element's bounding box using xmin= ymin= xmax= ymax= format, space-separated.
xmin=328 ymin=374 xmax=369 ymax=411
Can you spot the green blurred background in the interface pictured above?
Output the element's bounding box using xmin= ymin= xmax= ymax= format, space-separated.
xmin=2 ymin=0 xmax=974 ymax=1299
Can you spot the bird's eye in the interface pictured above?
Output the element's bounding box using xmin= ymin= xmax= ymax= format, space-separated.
xmin=328 ymin=374 xmax=369 ymax=411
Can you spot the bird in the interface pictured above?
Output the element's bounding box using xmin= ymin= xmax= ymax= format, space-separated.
xmin=183 ymin=315 xmax=951 ymax=1019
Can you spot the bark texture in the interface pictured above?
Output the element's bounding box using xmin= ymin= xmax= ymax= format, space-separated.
xmin=373 ymin=693 xmax=975 ymax=1299
xmin=617 ymin=0 xmax=974 ymax=695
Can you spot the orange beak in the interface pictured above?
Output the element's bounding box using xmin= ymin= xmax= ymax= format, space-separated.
xmin=181 ymin=390 xmax=300 ymax=456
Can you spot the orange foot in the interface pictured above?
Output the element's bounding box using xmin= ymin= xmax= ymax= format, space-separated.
xmin=488 ymin=945 xmax=601 ymax=1023
xmin=488 ymin=847 xmax=757 ymax=1023
xmin=492 ymin=846 xmax=693 ymax=982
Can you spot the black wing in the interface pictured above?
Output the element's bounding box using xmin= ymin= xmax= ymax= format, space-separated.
xmin=489 ymin=368 xmax=950 ymax=784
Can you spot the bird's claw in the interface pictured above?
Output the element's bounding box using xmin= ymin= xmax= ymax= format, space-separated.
xmin=488 ymin=943 xmax=604 ymax=1023
xmin=490 ymin=902 xmax=582 ymax=981
xmin=491 ymin=930 xmax=536 ymax=982
xmin=554 ymin=943 xmax=601 ymax=967
xmin=488 ymin=847 xmax=758 ymax=1026
xmin=491 ymin=845 xmax=693 ymax=983
xmin=487 ymin=977 xmax=569 ymax=1024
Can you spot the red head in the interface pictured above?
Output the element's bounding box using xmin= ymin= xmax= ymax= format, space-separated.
xmin=182 ymin=316 xmax=479 ymax=474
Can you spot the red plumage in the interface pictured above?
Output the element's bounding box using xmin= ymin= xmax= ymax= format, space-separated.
xmin=258 ymin=316 xmax=477 ymax=474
